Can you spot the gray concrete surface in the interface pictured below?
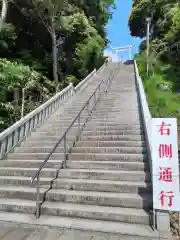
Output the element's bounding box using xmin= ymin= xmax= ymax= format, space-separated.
xmin=0 ymin=221 xmax=154 ymax=240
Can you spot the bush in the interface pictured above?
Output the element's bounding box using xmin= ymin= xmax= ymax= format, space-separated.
xmin=136 ymin=53 xmax=180 ymax=120
xmin=0 ymin=58 xmax=55 ymax=131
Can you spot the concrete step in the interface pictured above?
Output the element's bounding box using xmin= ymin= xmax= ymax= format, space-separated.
xmin=95 ymin=106 xmax=140 ymax=110
xmin=66 ymin=160 xmax=149 ymax=171
xmin=25 ymin=134 xmax=145 ymax=144
xmin=25 ymin=135 xmax=75 ymax=142
xmin=92 ymin=113 xmax=141 ymax=118
xmin=0 ymin=198 xmax=151 ymax=225
xmin=0 ymin=167 xmax=58 ymax=178
xmin=48 ymin=113 xmax=89 ymax=119
xmin=88 ymin=116 xmax=143 ymax=121
xmin=0 ymin=158 xmax=148 ymax=170
xmin=45 ymin=117 xmax=87 ymax=123
xmin=43 ymin=123 xmax=86 ymax=130
xmin=0 ymin=211 xmax=159 ymax=238
xmin=14 ymin=147 xmax=66 ymax=153
xmin=84 ymin=125 xmax=143 ymax=131
xmin=92 ymin=107 xmax=140 ymax=111
xmin=0 ymin=176 xmax=151 ymax=194
xmin=88 ymin=120 xmax=143 ymax=125
xmin=53 ymin=178 xmax=151 ymax=194
xmin=45 ymin=189 xmax=152 ymax=209
xmin=0 ymin=186 xmax=46 ymax=201
xmin=58 ymin=169 xmax=150 ymax=182
xmin=82 ymin=130 xmax=144 ymax=136
xmin=80 ymin=122 xmax=142 ymax=127
xmin=0 ymin=160 xmax=63 ymax=168
xmin=76 ymin=140 xmax=146 ymax=148
xmin=96 ymin=102 xmax=139 ymax=105
xmin=19 ymin=140 xmax=145 ymax=148
xmin=7 ymin=153 xmax=63 ymax=160
xmin=39 ymin=124 xmax=143 ymax=132
xmin=20 ymin=141 xmax=73 ymax=148
xmin=81 ymin=135 xmax=145 ymax=141
xmin=7 ymin=152 xmax=147 ymax=161
xmin=0 ymin=198 xmax=36 ymax=214
xmin=94 ymin=111 xmax=140 ymax=115
xmin=68 ymin=153 xmax=147 ymax=162
xmin=92 ymin=110 xmax=140 ymax=114
xmin=89 ymin=117 xmax=142 ymax=121
xmin=71 ymin=146 xmax=146 ymax=154
xmin=0 ymin=185 xmax=150 ymax=209
xmin=47 ymin=116 xmax=86 ymax=121
xmin=0 ymin=175 xmax=52 ymax=187
xmin=94 ymin=105 xmax=140 ymax=108
xmin=41 ymin=201 xmax=151 ymax=225
xmin=46 ymin=117 xmax=87 ymax=123
xmin=40 ymin=122 xmax=84 ymax=129
xmin=33 ymin=129 xmax=79 ymax=136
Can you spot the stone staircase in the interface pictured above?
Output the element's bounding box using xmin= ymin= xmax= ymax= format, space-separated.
xmin=0 ymin=62 xmax=160 ymax=239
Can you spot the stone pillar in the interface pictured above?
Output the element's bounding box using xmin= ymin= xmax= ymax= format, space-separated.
xmin=156 ymin=210 xmax=170 ymax=239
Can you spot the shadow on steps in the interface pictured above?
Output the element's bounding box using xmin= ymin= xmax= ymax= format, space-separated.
xmin=123 ymin=60 xmax=134 ymax=65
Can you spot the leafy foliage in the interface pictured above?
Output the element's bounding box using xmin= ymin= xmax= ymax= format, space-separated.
xmin=130 ymin=0 xmax=180 ymax=119
xmin=136 ymin=53 xmax=180 ymax=120
xmin=0 ymin=0 xmax=114 ymax=131
xmin=0 ymin=58 xmax=54 ymax=131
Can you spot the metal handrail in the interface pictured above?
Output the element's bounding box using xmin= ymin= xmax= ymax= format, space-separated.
xmin=30 ymin=65 xmax=115 ymax=218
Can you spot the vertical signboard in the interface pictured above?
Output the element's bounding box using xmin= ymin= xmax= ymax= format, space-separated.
xmin=151 ymin=118 xmax=180 ymax=211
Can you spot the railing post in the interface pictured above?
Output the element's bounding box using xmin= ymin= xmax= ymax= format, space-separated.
xmin=104 ymin=78 xmax=108 ymax=94
xmin=64 ymin=134 xmax=67 ymax=168
xmin=87 ymin=101 xmax=90 ymax=116
xmin=78 ymin=114 xmax=81 ymax=141
xmin=98 ymin=85 xmax=100 ymax=100
xmin=36 ymin=174 xmax=40 ymax=219
xmin=69 ymin=82 xmax=75 ymax=96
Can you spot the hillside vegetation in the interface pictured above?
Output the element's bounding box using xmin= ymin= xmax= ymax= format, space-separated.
xmin=129 ymin=0 xmax=180 ymax=120
xmin=0 ymin=0 xmax=115 ymax=131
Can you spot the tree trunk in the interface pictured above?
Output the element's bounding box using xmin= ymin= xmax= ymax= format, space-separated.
xmin=0 ymin=0 xmax=8 ymax=31
xmin=21 ymin=88 xmax=25 ymax=118
xmin=13 ymin=88 xmax=19 ymax=106
xmin=66 ymin=34 xmax=73 ymax=74
xmin=51 ymin=17 xmax=58 ymax=90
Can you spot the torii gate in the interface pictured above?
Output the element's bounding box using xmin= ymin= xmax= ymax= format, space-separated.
xmin=110 ymin=45 xmax=137 ymax=62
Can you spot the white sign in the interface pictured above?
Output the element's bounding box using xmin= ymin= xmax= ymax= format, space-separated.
xmin=151 ymin=118 xmax=180 ymax=211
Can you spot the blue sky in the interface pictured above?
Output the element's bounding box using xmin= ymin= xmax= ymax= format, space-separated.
xmin=105 ymin=0 xmax=141 ymax=60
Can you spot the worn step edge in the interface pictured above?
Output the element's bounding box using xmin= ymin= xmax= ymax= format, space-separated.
xmin=45 ymin=189 xmax=152 ymax=208
xmin=75 ymin=141 xmax=146 ymax=147
xmin=14 ymin=146 xmax=147 ymax=154
xmin=0 ymin=211 xmax=159 ymax=238
xmin=23 ymin=135 xmax=146 ymax=142
xmin=7 ymin=153 xmax=147 ymax=157
xmin=47 ymin=188 xmax=151 ymax=200
xmin=0 ymin=198 xmax=151 ymax=224
xmin=42 ymin=201 xmax=151 ymax=225
xmin=0 ymin=176 xmax=52 ymax=185
xmin=58 ymin=169 xmax=148 ymax=174
xmin=0 ymin=176 xmax=151 ymax=190
xmin=58 ymin=169 xmax=150 ymax=182
xmin=66 ymin=160 xmax=148 ymax=169
xmin=53 ymin=178 xmax=151 ymax=193
xmin=20 ymin=141 xmax=146 ymax=148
